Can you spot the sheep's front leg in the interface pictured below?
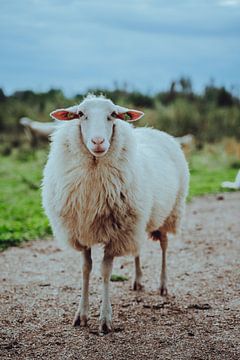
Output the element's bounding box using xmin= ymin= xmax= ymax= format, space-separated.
xmin=160 ymin=232 xmax=168 ymax=296
xmin=99 ymin=252 xmax=114 ymax=334
xmin=133 ymin=256 xmax=143 ymax=290
xmin=73 ymin=248 xmax=92 ymax=327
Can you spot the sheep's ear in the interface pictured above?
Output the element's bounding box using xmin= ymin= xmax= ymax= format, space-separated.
xmin=50 ymin=107 xmax=80 ymax=121
xmin=115 ymin=106 xmax=144 ymax=122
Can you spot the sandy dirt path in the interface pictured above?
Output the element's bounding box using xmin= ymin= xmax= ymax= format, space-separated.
xmin=0 ymin=193 xmax=240 ymax=359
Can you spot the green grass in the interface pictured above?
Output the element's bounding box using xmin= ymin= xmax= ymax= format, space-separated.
xmin=189 ymin=145 xmax=239 ymax=199
xmin=0 ymin=148 xmax=51 ymax=250
xmin=110 ymin=274 xmax=129 ymax=282
xmin=0 ymin=145 xmax=239 ymax=250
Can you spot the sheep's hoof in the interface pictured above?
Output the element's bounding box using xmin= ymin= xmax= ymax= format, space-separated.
xmin=99 ymin=320 xmax=112 ymax=335
xmin=133 ymin=281 xmax=144 ymax=291
xmin=160 ymin=286 xmax=168 ymax=296
xmin=72 ymin=313 xmax=88 ymax=327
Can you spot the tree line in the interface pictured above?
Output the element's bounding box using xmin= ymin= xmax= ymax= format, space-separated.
xmin=0 ymin=77 xmax=239 ymax=144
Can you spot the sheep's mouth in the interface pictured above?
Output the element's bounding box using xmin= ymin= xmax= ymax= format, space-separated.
xmin=90 ymin=148 xmax=108 ymax=157
xmin=93 ymin=149 xmax=105 ymax=154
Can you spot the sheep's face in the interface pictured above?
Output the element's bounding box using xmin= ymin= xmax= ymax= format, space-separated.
xmin=50 ymin=96 xmax=144 ymax=157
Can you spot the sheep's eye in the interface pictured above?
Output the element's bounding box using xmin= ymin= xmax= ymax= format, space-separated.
xmin=111 ymin=112 xmax=117 ymax=118
xmin=78 ymin=111 xmax=84 ymax=118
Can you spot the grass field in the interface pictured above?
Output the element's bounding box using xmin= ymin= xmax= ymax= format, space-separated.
xmin=0 ymin=148 xmax=51 ymax=250
xmin=0 ymin=145 xmax=239 ymax=250
xmin=188 ymin=144 xmax=239 ymax=198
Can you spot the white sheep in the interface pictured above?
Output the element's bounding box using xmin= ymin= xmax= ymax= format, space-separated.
xmin=20 ymin=117 xmax=57 ymax=146
xmin=42 ymin=94 xmax=189 ymax=333
xmin=221 ymin=170 xmax=240 ymax=189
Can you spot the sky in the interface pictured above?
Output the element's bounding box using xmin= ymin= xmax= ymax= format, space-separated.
xmin=0 ymin=0 xmax=240 ymax=96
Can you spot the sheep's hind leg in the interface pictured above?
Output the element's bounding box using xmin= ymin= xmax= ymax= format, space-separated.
xmin=159 ymin=232 xmax=168 ymax=296
xmin=73 ymin=248 xmax=92 ymax=327
xmin=99 ymin=251 xmax=114 ymax=334
xmin=133 ymin=256 xmax=143 ymax=290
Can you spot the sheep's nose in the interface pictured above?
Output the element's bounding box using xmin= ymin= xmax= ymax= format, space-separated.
xmin=91 ymin=137 xmax=105 ymax=145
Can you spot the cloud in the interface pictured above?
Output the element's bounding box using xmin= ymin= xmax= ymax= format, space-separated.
xmin=219 ymin=0 xmax=240 ymax=6
xmin=0 ymin=0 xmax=239 ymax=95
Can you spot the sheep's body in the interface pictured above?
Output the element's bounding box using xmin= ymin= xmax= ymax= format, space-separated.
xmin=42 ymin=96 xmax=189 ymax=333
xmin=20 ymin=117 xmax=57 ymax=137
xmin=20 ymin=117 xmax=57 ymax=147
xmin=42 ymin=121 xmax=188 ymax=256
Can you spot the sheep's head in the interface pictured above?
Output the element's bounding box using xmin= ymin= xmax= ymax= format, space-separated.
xmin=50 ymin=96 xmax=144 ymax=157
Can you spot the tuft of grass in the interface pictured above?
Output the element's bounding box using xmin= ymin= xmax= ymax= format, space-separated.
xmin=110 ymin=274 xmax=129 ymax=282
